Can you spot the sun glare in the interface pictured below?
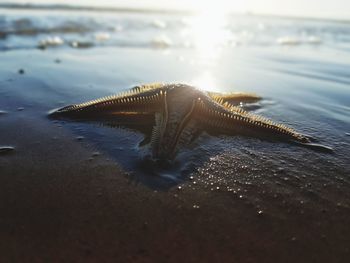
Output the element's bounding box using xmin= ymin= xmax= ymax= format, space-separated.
xmin=191 ymin=71 xmax=218 ymax=92
xmin=185 ymin=1 xmax=233 ymax=90
xmin=185 ymin=1 xmax=231 ymax=60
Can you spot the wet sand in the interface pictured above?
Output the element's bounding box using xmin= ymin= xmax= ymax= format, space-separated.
xmin=1 ymin=116 xmax=349 ymax=262
xmin=0 ymin=47 xmax=349 ymax=262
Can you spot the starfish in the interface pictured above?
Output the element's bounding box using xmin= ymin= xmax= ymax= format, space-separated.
xmin=50 ymin=83 xmax=332 ymax=160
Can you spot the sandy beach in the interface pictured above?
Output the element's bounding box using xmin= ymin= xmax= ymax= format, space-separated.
xmin=1 ymin=6 xmax=350 ymax=262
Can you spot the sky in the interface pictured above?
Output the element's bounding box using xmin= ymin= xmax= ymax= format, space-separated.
xmin=7 ymin=0 xmax=350 ymax=19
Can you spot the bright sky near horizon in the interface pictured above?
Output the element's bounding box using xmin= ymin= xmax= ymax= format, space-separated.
xmin=8 ymin=0 xmax=350 ymax=19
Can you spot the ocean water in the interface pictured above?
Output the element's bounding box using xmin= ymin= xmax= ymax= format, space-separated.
xmin=1 ymin=4 xmax=350 ymax=51
xmin=0 ymin=4 xmax=350 ymax=206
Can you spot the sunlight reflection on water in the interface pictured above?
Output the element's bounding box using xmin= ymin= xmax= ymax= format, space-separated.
xmin=184 ymin=8 xmax=232 ymax=90
xmin=191 ymin=71 xmax=218 ymax=92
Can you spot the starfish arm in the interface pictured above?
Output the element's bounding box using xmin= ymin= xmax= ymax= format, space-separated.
xmin=50 ymin=84 xmax=167 ymax=118
xmin=207 ymin=91 xmax=261 ymax=105
xmin=194 ymin=97 xmax=310 ymax=144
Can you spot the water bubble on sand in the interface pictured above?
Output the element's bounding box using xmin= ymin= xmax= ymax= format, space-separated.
xmin=177 ymin=186 xmax=182 ymax=190
xmin=38 ymin=36 xmax=64 ymax=49
xmin=257 ymin=210 xmax=263 ymax=215
xmin=95 ymin=32 xmax=110 ymax=42
xmin=151 ymin=35 xmax=172 ymax=49
xmin=193 ymin=204 xmax=200 ymax=209
xmin=0 ymin=146 xmax=15 ymax=155
xmin=92 ymin=151 xmax=100 ymax=157
xmin=277 ymin=36 xmax=301 ymax=46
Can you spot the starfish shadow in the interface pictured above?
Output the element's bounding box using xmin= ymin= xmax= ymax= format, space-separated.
xmin=55 ymin=116 xmax=216 ymax=190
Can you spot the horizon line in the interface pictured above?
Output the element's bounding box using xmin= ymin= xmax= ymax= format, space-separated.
xmin=0 ymin=2 xmax=349 ymax=24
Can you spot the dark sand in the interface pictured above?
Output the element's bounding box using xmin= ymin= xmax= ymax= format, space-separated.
xmin=0 ymin=48 xmax=350 ymax=262
xmin=1 ymin=117 xmax=349 ymax=263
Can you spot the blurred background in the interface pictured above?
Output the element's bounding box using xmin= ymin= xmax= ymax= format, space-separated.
xmin=5 ymin=0 xmax=350 ymax=18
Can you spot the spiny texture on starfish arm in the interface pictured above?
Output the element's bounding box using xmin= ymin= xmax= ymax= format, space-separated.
xmin=51 ymin=83 xmax=331 ymax=160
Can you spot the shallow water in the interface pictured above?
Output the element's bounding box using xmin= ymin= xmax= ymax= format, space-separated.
xmin=0 ymin=5 xmax=350 ymax=261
